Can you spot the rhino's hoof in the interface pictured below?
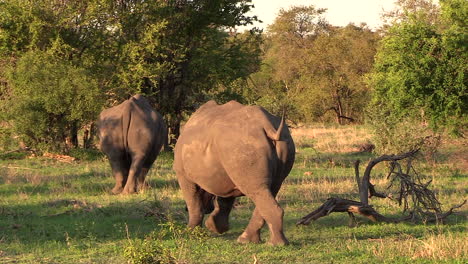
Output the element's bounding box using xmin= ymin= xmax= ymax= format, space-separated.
xmin=237 ymin=232 xmax=261 ymax=244
xmin=111 ymin=187 xmax=123 ymax=194
xmin=267 ymin=238 xmax=289 ymax=246
xmin=121 ymin=188 xmax=137 ymax=195
xmin=205 ymin=216 xmax=229 ymax=234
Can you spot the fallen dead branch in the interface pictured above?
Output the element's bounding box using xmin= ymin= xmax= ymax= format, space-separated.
xmin=43 ymin=152 xmax=76 ymax=163
xmin=297 ymin=149 xmax=466 ymax=226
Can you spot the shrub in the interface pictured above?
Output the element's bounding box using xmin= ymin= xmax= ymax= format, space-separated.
xmin=2 ymin=50 xmax=103 ymax=153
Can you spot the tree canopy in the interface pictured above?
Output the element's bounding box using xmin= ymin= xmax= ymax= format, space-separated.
xmin=0 ymin=0 xmax=262 ymax=152
xmin=367 ymin=0 xmax=467 ymax=147
xmin=248 ymin=6 xmax=379 ymax=124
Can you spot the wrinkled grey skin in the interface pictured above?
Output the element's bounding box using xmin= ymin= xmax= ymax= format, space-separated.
xmin=98 ymin=95 xmax=166 ymax=195
xmin=173 ymin=100 xmax=295 ymax=245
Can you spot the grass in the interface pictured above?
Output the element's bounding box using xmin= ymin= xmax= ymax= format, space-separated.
xmin=0 ymin=125 xmax=466 ymax=263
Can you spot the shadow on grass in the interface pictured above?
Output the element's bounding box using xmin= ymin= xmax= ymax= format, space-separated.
xmin=0 ymin=171 xmax=110 ymax=196
xmin=0 ymin=195 xmax=188 ymax=250
xmin=147 ymin=177 xmax=179 ymax=190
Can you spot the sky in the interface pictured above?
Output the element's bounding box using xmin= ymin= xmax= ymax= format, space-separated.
xmin=242 ymin=0 xmax=399 ymax=31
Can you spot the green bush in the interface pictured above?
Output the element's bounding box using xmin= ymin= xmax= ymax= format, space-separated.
xmin=0 ymin=126 xmax=18 ymax=152
xmin=2 ymin=50 xmax=103 ymax=153
xmin=366 ymin=107 xmax=441 ymax=156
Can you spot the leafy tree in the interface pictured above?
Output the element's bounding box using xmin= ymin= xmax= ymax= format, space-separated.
xmin=111 ymin=0 xmax=261 ymax=148
xmin=3 ymin=50 xmax=101 ymax=151
xmin=249 ymin=6 xmax=378 ymax=124
xmin=367 ymin=0 xmax=466 ymax=152
xmin=0 ymin=0 xmax=110 ymax=151
xmin=0 ymin=0 xmax=261 ymax=151
xmin=299 ymin=24 xmax=379 ymax=124
xmin=248 ymin=6 xmax=330 ymax=120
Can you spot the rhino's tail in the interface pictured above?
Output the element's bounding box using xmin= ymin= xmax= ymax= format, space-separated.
xmin=121 ymin=98 xmax=134 ymax=152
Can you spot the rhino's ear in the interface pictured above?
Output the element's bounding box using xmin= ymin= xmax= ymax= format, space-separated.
xmin=274 ymin=115 xmax=285 ymax=141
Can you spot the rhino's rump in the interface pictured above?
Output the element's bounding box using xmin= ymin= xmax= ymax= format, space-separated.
xmin=98 ymin=95 xmax=164 ymax=161
xmin=176 ymin=107 xmax=277 ymax=197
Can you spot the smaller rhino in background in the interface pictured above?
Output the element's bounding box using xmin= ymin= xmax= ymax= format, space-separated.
xmin=98 ymin=94 xmax=167 ymax=194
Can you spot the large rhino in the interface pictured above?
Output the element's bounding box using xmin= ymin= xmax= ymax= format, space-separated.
xmin=98 ymin=94 xmax=167 ymax=194
xmin=173 ymin=100 xmax=295 ymax=245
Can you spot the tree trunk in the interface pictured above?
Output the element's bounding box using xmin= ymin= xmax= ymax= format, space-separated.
xmin=337 ymin=95 xmax=344 ymax=125
xmin=165 ymin=116 xmax=181 ymax=151
xmin=82 ymin=122 xmax=95 ymax=149
xmin=70 ymin=122 xmax=79 ymax=148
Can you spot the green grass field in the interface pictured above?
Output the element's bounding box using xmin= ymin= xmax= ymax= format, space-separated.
xmin=1 ymin=126 xmax=466 ymax=263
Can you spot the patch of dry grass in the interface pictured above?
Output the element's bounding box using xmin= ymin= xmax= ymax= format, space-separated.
xmin=362 ymin=231 xmax=468 ymax=261
xmin=291 ymin=124 xmax=373 ymax=153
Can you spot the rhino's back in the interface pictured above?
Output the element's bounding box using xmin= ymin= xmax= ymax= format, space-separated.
xmin=99 ymin=95 xmax=164 ymax=156
xmin=183 ymin=100 xmax=243 ymax=131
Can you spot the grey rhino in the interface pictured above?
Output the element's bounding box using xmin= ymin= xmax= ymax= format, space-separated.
xmin=98 ymin=94 xmax=167 ymax=194
xmin=173 ymin=100 xmax=295 ymax=245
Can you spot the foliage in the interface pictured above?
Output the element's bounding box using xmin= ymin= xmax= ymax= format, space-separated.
xmin=106 ymin=0 xmax=262 ymax=147
xmin=367 ymin=0 xmax=467 ymax=153
xmin=0 ymin=0 xmax=117 ymax=152
xmin=68 ymin=148 xmax=105 ymax=162
xmin=366 ymin=108 xmax=437 ymax=154
xmin=2 ymin=50 xmax=102 ymax=152
xmin=0 ymin=126 xmax=17 ymax=152
xmin=0 ymin=0 xmax=262 ymax=151
xmin=124 ymin=233 xmax=176 ymax=264
xmin=249 ymin=6 xmax=379 ymax=123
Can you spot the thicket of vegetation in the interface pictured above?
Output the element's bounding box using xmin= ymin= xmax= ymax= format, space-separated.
xmin=0 ymin=0 xmax=466 ymax=153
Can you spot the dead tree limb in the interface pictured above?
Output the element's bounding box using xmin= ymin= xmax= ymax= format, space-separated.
xmin=297 ymin=149 xmax=466 ymax=226
xmin=296 ymin=197 xmax=400 ymax=226
xmin=359 ymin=149 xmax=419 ymax=205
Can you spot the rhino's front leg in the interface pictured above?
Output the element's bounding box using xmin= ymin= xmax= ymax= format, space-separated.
xmin=205 ymin=196 xmax=235 ymax=234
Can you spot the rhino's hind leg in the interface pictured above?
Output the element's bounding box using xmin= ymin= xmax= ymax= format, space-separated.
xmin=237 ymin=208 xmax=264 ymax=243
xmin=237 ymin=171 xmax=288 ymax=244
xmin=122 ymin=156 xmax=145 ymax=194
xmin=137 ymin=167 xmax=150 ymax=192
xmin=177 ymin=174 xmax=205 ymax=228
xmin=110 ymin=159 xmax=129 ymax=194
xmin=205 ymin=197 xmax=235 ymax=234
xmin=239 ymin=188 xmax=288 ymax=246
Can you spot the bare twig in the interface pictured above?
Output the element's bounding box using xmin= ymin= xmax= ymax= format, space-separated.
xmin=354 ymin=160 xmax=361 ymax=193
